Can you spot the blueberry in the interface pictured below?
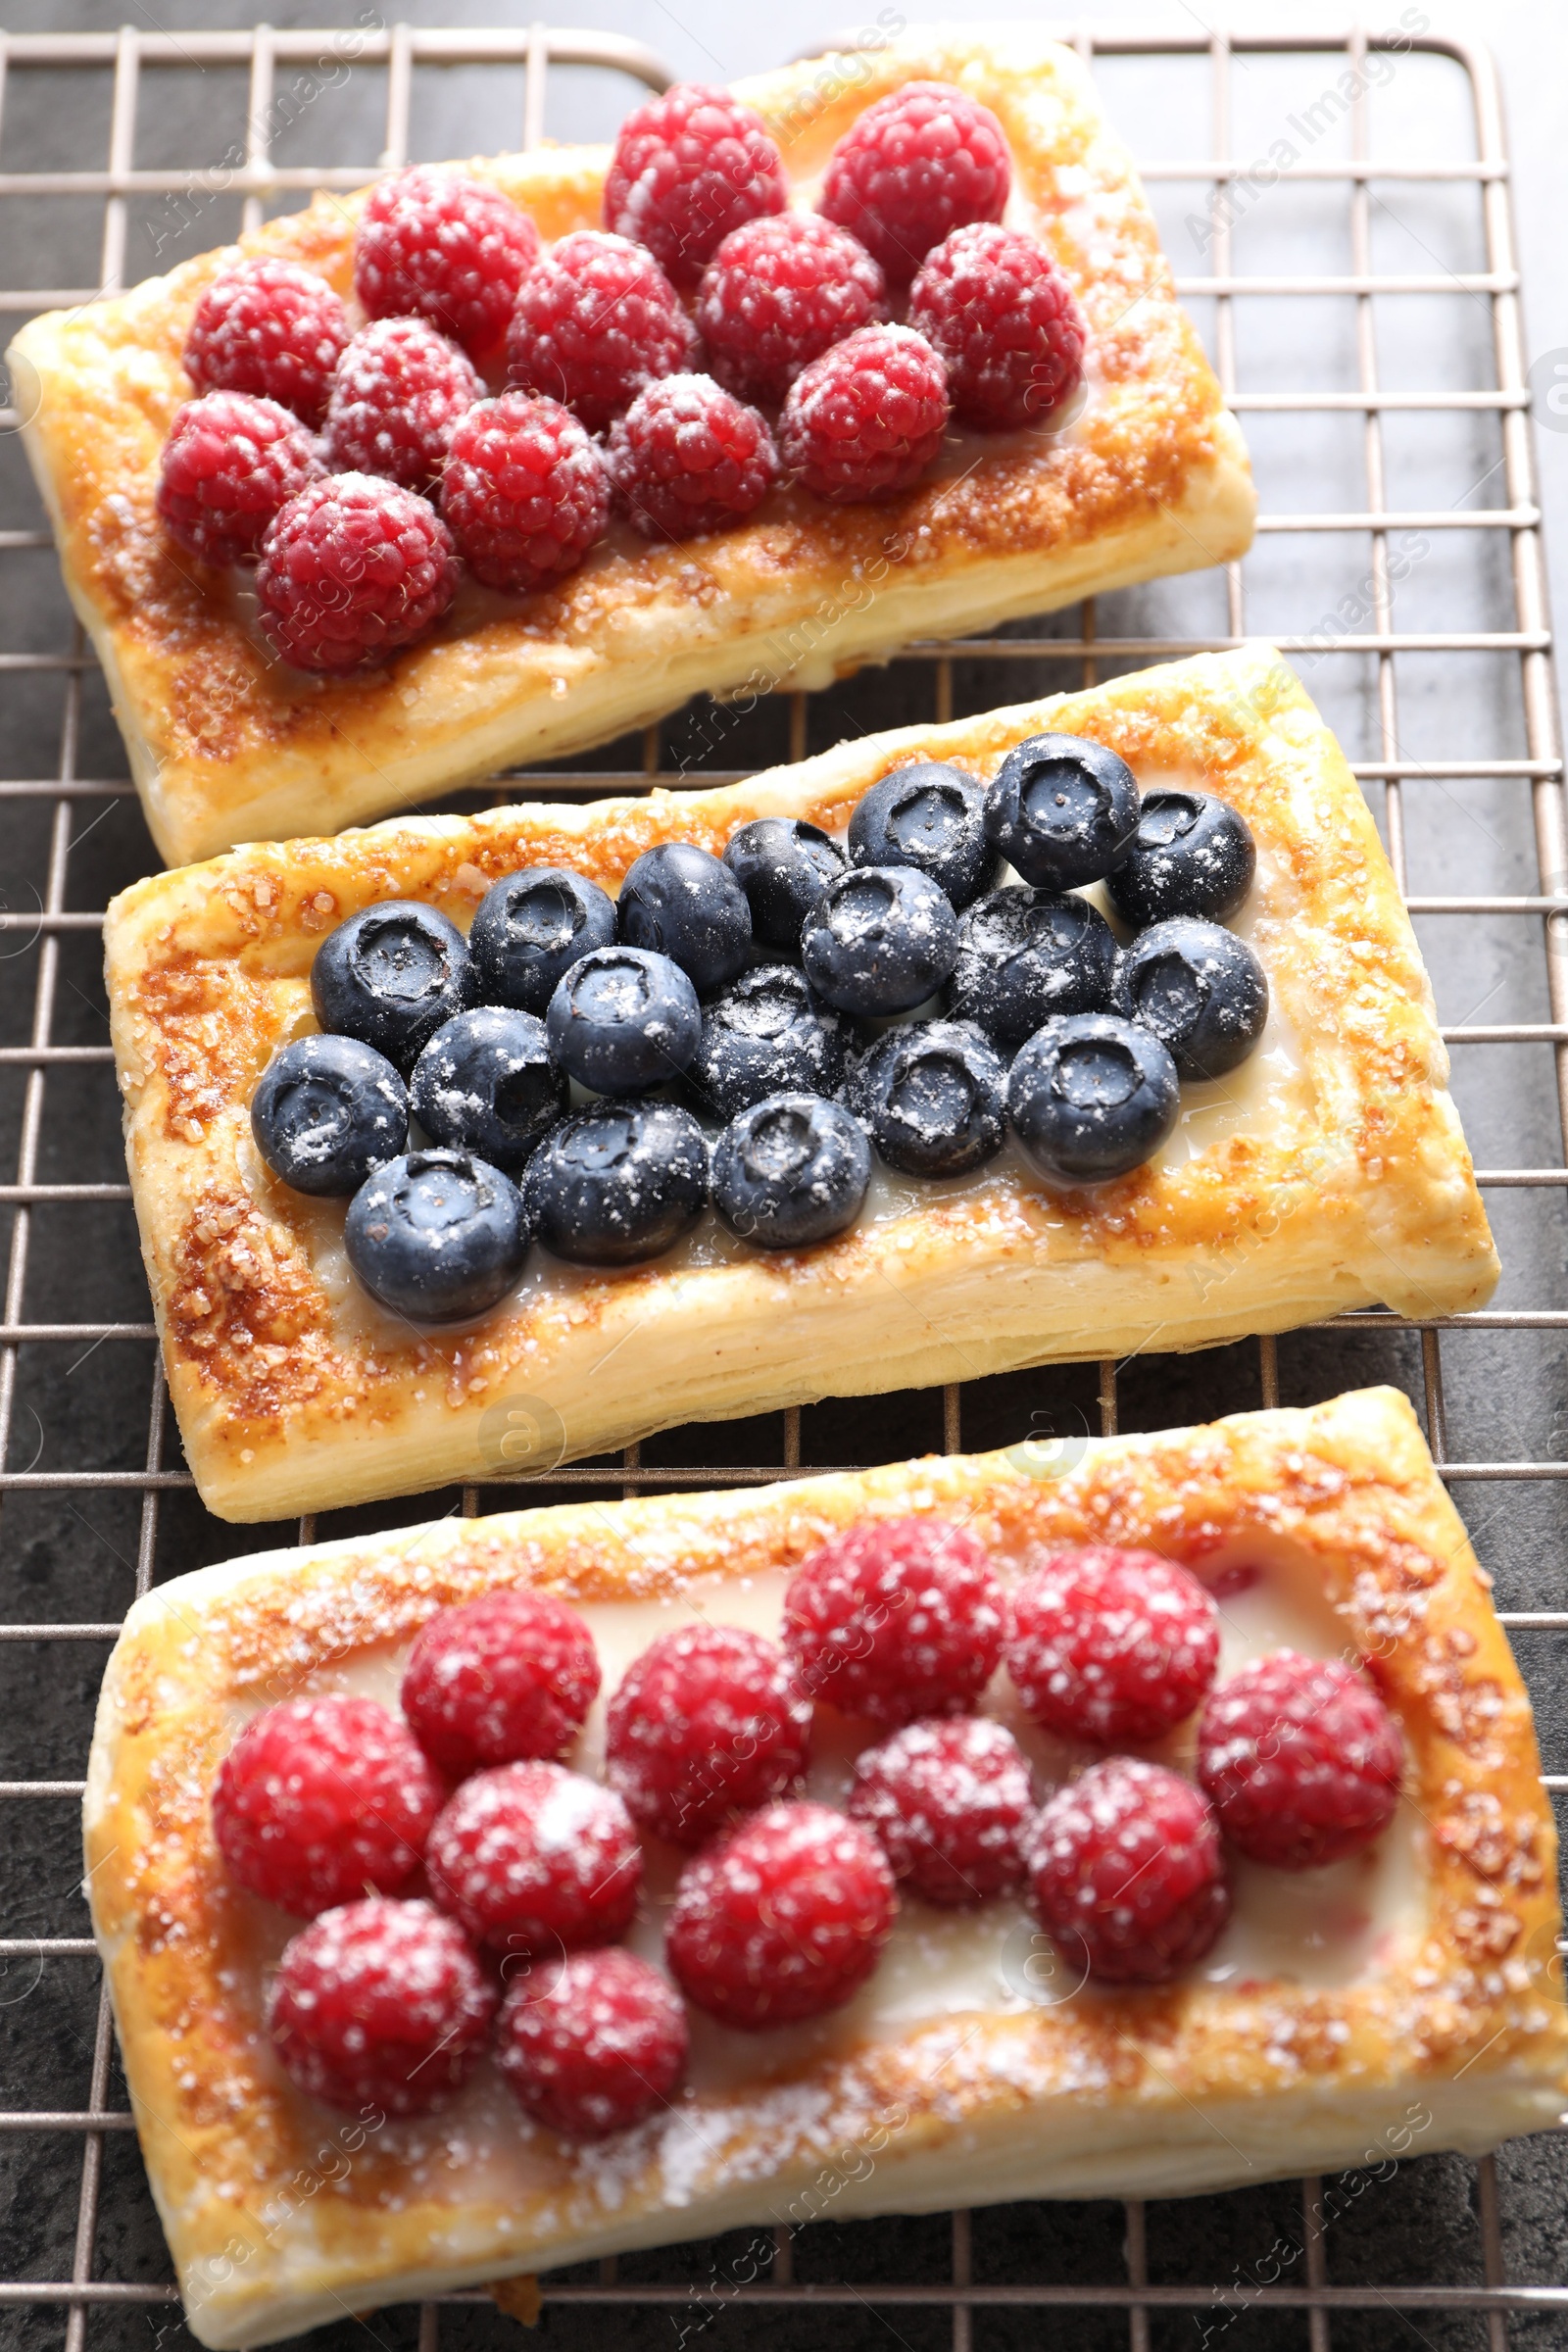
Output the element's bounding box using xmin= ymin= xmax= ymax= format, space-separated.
xmin=711 ymin=1094 xmax=871 ymax=1250
xmin=250 ymin=1033 xmax=408 ymax=1196
xmin=1105 ymin=791 xmax=1256 ymax=927
xmin=685 ymin=963 xmax=849 ymax=1119
xmin=722 ymin=818 xmax=846 ymax=950
xmin=1115 ymin=917 xmax=1268 ymax=1080
xmin=1007 ymin=1014 xmax=1179 ymax=1187
xmin=848 ymin=762 xmax=999 ymax=910
xmin=545 ymin=946 xmax=701 ymax=1097
xmin=983 ymin=733 xmax=1140 ymax=891
xmin=410 ymin=1006 xmax=568 ymax=1173
xmin=310 ymin=901 xmax=475 ymax=1073
xmin=616 ymin=842 xmax=752 ymax=995
xmin=801 ymin=865 xmax=959 ymax=1017
xmin=469 ymin=866 xmax=616 ymax=1015
xmin=523 ymin=1102 xmax=709 ymax=1266
xmin=848 ymin=1018 xmax=1006 ymax=1178
xmin=345 ymin=1149 xmax=528 ymax=1322
xmin=948 ymin=885 xmax=1118 ymax=1049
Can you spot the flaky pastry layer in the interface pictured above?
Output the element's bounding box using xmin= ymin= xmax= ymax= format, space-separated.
xmin=84 ymin=1387 xmax=1568 ymax=2348
xmin=10 ymin=24 xmax=1254 ymax=864
xmin=102 ymin=646 xmax=1498 ymax=1522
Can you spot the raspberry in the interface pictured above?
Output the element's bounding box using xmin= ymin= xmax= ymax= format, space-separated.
xmin=507 ymin=231 xmax=696 ymax=435
xmin=1197 ymin=1649 xmax=1403 ymax=1871
xmin=606 ymin=374 xmax=778 ymax=544
xmin=819 ymin=81 xmax=1011 ymax=287
xmin=441 ymin=395 xmax=609 ymax=593
xmin=666 ymin=1801 xmax=896 ymax=2029
xmin=1026 ymin=1757 xmax=1230 ymax=1985
xmin=322 ymin=318 xmax=480 ymax=491
xmin=605 ymin=1623 xmax=810 ymax=1845
xmin=1005 ymin=1547 xmax=1219 ymax=1746
xmin=355 ymin=167 xmax=540 ymax=366
xmin=908 ymin=223 xmax=1087 ymax=431
xmin=695 ymin=214 xmax=887 ymax=409
xmin=496 ymin=1947 xmax=687 ymax=2138
xmin=401 ymin=1590 xmax=601 ymax=1779
xmin=156 ymin=391 xmax=318 ymax=567
xmin=849 ymin=1715 xmax=1033 ymax=1905
xmin=603 ymin=81 xmax=786 ymax=293
xmin=778 ymin=324 xmax=950 ymax=504
xmin=183 ymin=255 xmax=349 ymax=428
xmin=256 ymin=472 xmax=458 ymax=672
xmin=426 ymin=1760 xmax=641 ymax=1953
xmin=783 ymin=1516 xmax=1003 ymax=1726
xmin=267 ymin=1897 xmax=494 ymax=2117
xmin=212 ymin=1694 xmax=442 ymax=1918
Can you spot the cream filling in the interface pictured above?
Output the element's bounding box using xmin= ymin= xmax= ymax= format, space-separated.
xmin=274 ymin=1531 xmax=1425 ymax=2106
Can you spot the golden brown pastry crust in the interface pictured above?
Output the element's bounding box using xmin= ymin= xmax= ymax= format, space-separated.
xmin=9 ymin=25 xmax=1255 ymax=865
xmin=84 ymin=1387 xmax=1568 ymax=2350
xmin=102 ymin=646 xmax=1498 ymax=1523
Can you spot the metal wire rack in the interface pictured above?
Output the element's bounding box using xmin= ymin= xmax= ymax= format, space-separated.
xmin=0 ymin=17 xmax=1565 ymax=2350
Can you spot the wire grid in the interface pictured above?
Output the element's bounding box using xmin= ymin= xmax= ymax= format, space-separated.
xmin=0 ymin=18 xmax=1565 ymax=2350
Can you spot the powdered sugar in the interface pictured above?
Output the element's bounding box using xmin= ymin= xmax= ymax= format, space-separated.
xmin=1006 ymin=1544 xmax=1220 ymax=1744
xmin=667 ymin=1802 xmax=897 ymax=2029
xmin=497 ymin=1947 xmax=688 ymax=2137
xmin=605 ymin=1621 xmax=810 ymax=1844
xmin=783 ymin=1516 xmax=1004 ymax=1725
xmin=427 ymin=1760 xmax=641 ymax=1951
xmin=323 ymin=318 xmax=480 ymax=491
xmin=850 ymin=1715 xmax=1033 ymax=1903
xmin=778 ymin=324 xmax=951 ymax=504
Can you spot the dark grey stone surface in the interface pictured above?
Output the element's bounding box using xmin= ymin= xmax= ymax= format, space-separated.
xmin=1 ymin=7 xmax=1566 ymax=2349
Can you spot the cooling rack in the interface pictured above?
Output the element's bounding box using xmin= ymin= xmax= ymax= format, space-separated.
xmin=0 ymin=17 xmax=1565 ymax=2351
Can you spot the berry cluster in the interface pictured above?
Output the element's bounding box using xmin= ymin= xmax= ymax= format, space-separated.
xmin=249 ymin=734 xmax=1266 ymax=1320
xmin=218 ymin=1524 xmax=1404 ymax=2135
xmin=216 ymin=1590 xmax=676 ymax=2139
xmin=155 ymin=77 xmax=1090 ymax=670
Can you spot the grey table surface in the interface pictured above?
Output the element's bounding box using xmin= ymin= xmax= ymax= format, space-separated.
xmin=2 ymin=5 xmax=1568 ymax=2351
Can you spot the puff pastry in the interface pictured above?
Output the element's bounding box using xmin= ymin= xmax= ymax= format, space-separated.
xmin=84 ymin=1385 xmax=1568 ymax=2349
xmin=102 ymin=644 xmax=1499 ymax=1524
xmin=9 ymin=25 xmax=1255 ymax=866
